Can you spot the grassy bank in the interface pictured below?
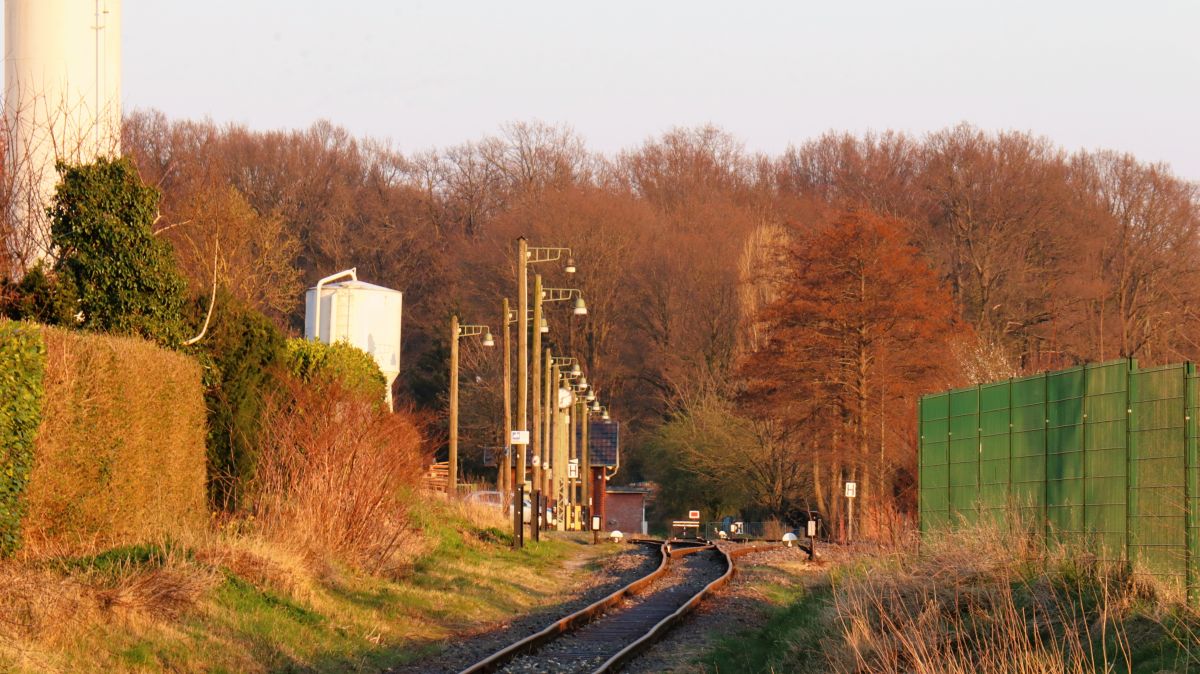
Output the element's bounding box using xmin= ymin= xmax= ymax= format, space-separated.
xmin=701 ymin=526 xmax=1200 ymax=673
xmin=0 ymin=499 xmax=607 ymax=673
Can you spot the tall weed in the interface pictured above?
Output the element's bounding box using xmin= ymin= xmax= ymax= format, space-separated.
xmin=251 ymin=377 xmax=428 ymax=576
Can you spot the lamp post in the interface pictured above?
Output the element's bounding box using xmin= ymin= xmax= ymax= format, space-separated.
xmin=550 ymin=356 xmax=580 ymax=509
xmin=578 ymin=381 xmax=592 ymax=528
xmin=516 ymin=239 xmax=574 ymax=544
xmin=543 ymin=348 xmax=553 ymax=506
xmin=499 ymin=299 xmax=513 ymax=511
xmin=560 ymin=364 xmax=584 ymax=527
xmin=502 ymin=304 xmax=538 ymax=507
xmin=535 ymin=286 xmax=586 ymax=510
xmin=449 ymin=314 xmax=493 ymax=495
xmin=550 ymin=359 xmax=563 ymax=527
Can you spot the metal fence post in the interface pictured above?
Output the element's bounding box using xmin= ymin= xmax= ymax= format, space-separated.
xmin=1185 ymin=362 xmax=1197 ymax=604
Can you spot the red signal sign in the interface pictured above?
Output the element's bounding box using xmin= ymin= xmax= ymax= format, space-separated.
xmin=688 ymin=510 xmax=700 ymax=520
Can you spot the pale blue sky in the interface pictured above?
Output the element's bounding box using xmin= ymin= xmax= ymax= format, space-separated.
xmin=113 ymin=1 xmax=1199 ymax=178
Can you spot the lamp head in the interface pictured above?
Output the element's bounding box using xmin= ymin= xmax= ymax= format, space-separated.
xmin=573 ymin=296 xmax=588 ymax=316
xmin=482 ymin=331 xmax=495 ymax=347
xmin=602 ymin=410 xmax=610 ymax=421
xmin=586 ymin=390 xmax=596 ymax=402
xmin=570 ymin=363 xmax=582 ymax=377
xmin=539 ymin=318 xmax=549 ymax=333
xmin=565 ymin=257 xmax=576 ymax=274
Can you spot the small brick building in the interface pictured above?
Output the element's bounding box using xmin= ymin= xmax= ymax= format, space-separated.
xmin=604 ymin=487 xmax=648 ymax=535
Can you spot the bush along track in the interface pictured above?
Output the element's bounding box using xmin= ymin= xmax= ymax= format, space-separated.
xmin=0 ymin=320 xmax=45 ymax=557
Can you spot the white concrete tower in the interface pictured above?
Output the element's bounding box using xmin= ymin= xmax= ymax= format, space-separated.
xmin=4 ymin=0 xmax=122 ymax=269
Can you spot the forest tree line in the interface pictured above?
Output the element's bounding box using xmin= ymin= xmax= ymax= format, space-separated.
xmin=7 ymin=111 xmax=1197 ymax=535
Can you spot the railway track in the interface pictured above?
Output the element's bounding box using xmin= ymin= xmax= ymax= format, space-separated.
xmin=459 ymin=539 xmax=773 ymax=674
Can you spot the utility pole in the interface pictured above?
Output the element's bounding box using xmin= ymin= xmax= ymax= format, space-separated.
xmin=551 ymin=361 xmax=562 ymax=529
xmin=516 ymin=237 xmax=529 ymax=543
xmin=449 ymin=314 xmax=459 ymax=495
xmin=569 ymin=392 xmax=578 ymax=519
xmin=543 ymin=348 xmax=553 ymax=499
xmin=582 ymin=400 xmax=590 ymax=528
xmin=530 ymin=273 xmax=540 ymax=503
xmin=501 ymin=298 xmax=512 ymax=508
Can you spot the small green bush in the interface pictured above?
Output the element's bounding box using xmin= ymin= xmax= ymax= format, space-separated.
xmin=0 ymin=320 xmax=46 ymax=556
xmin=284 ymin=339 xmax=387 ymax=403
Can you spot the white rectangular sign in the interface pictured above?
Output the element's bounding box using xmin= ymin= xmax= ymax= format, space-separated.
xmin=567 ymin=460 xmax=579 ymax=479
xmin=845 ymin=481 xmax=857 ymax=498
xmin=510 ymin=430 xmax=530 ymax=445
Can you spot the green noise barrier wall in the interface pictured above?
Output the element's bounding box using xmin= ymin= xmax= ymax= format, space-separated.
xmin=919 ymin=359 xmax=1200 ymax=603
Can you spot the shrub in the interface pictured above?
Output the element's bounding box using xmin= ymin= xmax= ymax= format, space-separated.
xmin=252 ymin=376 xmax=425 ymax=575
xmin=190 ymin=290 xmax=286 ymax=510
xmin=0 ymin=320 xmax=46 ymax=556
xmin=21 ymin=326 xmax=207 ymax=554
xmin=0 ymin=263 xmax=78 ymax=326
xmin=283 ymin=338 xmax=387 ymax=404
xmin=49 ymin=157 xmax=189 ymax=346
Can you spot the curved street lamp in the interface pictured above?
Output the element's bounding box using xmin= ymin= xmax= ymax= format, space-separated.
xmin=449 ymin=315 xmax=493 ymax=495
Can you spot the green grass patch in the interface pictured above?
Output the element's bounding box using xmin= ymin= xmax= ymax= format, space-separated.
xmin=702 ymin=580 xmax=833 ymax=674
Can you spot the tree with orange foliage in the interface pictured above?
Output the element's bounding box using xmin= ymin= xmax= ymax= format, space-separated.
xmin=744 ymin=207 xmax=964 ymax=535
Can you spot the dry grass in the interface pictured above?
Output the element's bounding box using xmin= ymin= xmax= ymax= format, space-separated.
xmin=251 ymin=378 xmax=430 ymax=576
xmin=0 ymin=491 xmax=598 ymax=674
xmin=825 ymin=516 xmax=1197 ymax=674
xmin=0 ymin=541 xmax=220 ymax=664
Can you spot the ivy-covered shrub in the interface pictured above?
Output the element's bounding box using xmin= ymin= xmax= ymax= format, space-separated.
xmin=189 ymin=290 xmax=285 ymax=510
xmin=284 ymin=339 xmax=387 ymax=404
xmin=49 ymin=157 xmax=189 ymax=346
xmin=0 ymin=320 xmax=46 ymax=556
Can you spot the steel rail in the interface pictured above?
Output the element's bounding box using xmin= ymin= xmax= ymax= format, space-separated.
xmin=458 ymin=539 xmax=670 ymax=674
xmin=591 ymin=543 xmax=776 ymax=673
xmin=458 ymin=539 xmax=779 ymax=674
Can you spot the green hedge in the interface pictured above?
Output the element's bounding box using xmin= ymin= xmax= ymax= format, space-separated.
xmin=0 ymin=321 xmax=45 ymax=556
xmin=284 ymin=339 xmax=387 ymax=403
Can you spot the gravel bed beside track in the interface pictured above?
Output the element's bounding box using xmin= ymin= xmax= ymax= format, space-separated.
xmin=621 ymin=543 xmax=828 ymax=674
xmin=386 ymin=543 xmax=660 ymax=674
xmin=494 ymin=548 xmax=727 ymax=674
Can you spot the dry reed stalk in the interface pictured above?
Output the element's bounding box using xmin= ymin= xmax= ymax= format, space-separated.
xmin=251 ymin=378 xmax=429 ymax=576
xmin=827 ymin=516 xmax=1149 ymax=674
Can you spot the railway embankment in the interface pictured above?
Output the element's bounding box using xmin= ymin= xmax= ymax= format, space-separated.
xmin=0 ymin=505 xmax=627 ymax=673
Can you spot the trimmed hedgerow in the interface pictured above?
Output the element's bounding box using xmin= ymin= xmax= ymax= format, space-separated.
xmin=22 ymin=326 xmax=207 ymax=552
xmin=0 ymin=320 xmax=46 ymax=557
xmin=283 ymin=339 xmax=387 ymax=404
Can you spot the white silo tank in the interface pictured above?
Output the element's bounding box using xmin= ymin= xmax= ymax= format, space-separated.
xmin=4 ymin=0 xmax=122 ymax=268
xmin=304 ymin=269 xmax=404 ymax=410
